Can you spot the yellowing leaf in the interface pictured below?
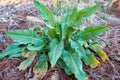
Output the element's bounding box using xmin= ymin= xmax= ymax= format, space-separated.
xmin=33 ymin=54 xmax=48 ymax=80
xmin=22 ymin=51 xmax=37 ymax=58
xmin=88 ymin=54 xmax=100 ymax=68
xmin=89 ymin=44 xmax=108 ymax=62
xmin=18 ymin=52 xmax=37 ymax=70
xmin=34 ymin=62 xmax=48 ymax=80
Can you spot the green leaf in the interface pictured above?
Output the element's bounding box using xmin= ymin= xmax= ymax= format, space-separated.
xmin=64 ymin=26 xmax=75 ymax=40
xmin=78 ymin=4 xmax=101 ymax=18
xmin=61 ymin=8 xmax=76 ymax=40
xmin=34 ymin=0 xmax=55 ymax=28
xmin=89 ymin=43 xmax=108 ymax=62
xmin=8 ymin=53 xmax=22 ymax=58
xmin=61 ymin=7 xmax=69 ymax=30
xmin=69 ymin=6 xmax=82 ymax=26
xmin=47 ymin=27 xmax=57 ymax=39
xmin=58 ymin=58 xmax=72 ymax=75
xmin=69 ymin=6 xmax=77 ymax=22
xmin=48 ymin=39 xmax=64 ymax=67
xmin=68 ymin=4 xmax=100 ymax=26
xmin=61 ymin=8 xmax=69 ymax=39
xmin=62 ymin=50 xmax=86 ymax=80
xmin=69 ymin=39 xmax=100 ymax=68
xmin=18 ymin=52 xmax=37 ymax=70
xmin=33 ymin=54 xmax=48 ymax=79
xmin=0 ymin=43 xmax=23 ymax=59
xmin=7 ymin=29 xmax=43 ymax=45
xmin=69 ymin=39 xmax=91 ymax=65
xmin=82 ymin=26 xmax=109 ymax=40
xmin=27 ymin=44 xmax=44 ymax=51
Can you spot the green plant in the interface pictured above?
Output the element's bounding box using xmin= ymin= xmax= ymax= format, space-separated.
xmin=0 ymin=0 xmax=109 ymax=80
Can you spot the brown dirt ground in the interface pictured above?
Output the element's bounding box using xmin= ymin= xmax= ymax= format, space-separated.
xmin=0 ymin=1 xmax=120 ymax=80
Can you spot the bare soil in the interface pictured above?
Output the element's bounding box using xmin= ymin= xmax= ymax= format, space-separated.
xmin=0 ymin=1 xmax=120 ymax=80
